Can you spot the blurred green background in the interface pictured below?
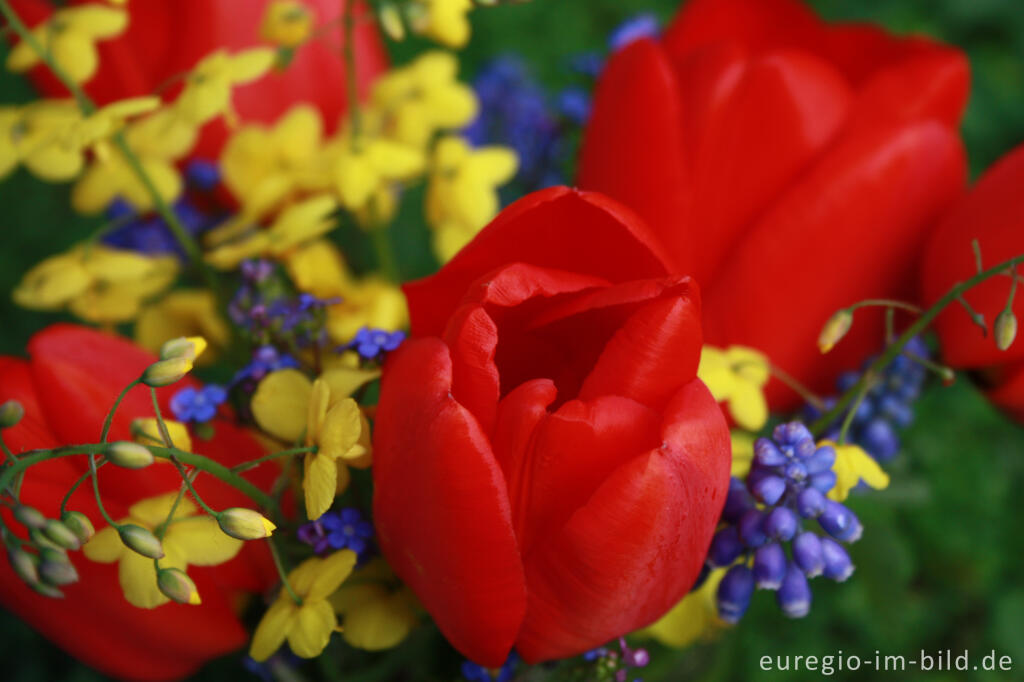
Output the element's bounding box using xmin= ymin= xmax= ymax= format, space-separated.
xmin=2 ymin=0 xmax=1024 ymax=680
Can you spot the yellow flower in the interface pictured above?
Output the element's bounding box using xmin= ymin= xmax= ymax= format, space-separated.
xmin=205 ymin=194 xmax=339 ymax=269
xmin=83 ymin=493 xmax=243 ymax=608
xmin=698 ymin=345 xmax=770 ymax=432
xmin=333 ymin=131 xmax=424 ymax=212
xmin=370 ymin=51 xmax=478 ymax=147
xmin=730 ymin=429 xmax=755 ymax=479
xmin=132 ymin=417 xmax=193 ymax=452
xmin=407 ymin=0 xmax=473 ymax=48
xmin=284 ymin=240 xmax=409 ymax=343
xmin=211 ymin=105 xmax=329 ymax=246
xmin=250 ymin=550 xmax=356 ymax=661
xmin=825 ymin=441 xmax=890 ymax=502
xmin=642 ymin=569 xmax=727 ymax=648
xmin=330 ymin=560 xmax=418 ymax=651
xmin=6 ymin=5 xmax=128 ymax=84
xmin=250 ymin=368 xmax=376 ymax=519
xmin=135 ymin=290 xmax=230 ymax=363
xmin=72 ymin=108 xmax=197 ymax=213
xmin=425 ymin=136 xmax=516 ymax=261
xmin=173 ymin=48 xmax=277 ymax=127
xmin=12 ymin=245 xmax=177 ymax=323
xmin=261 ymin=0 xmax=315 ymax=48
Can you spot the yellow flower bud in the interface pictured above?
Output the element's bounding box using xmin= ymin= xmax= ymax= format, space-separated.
xmin=105 ymin=441 xmax=155 ymax=469
xmin=818 ymin=309 xmax=854 ymax=354
xmin=160 ymin=335 xmax=208 ymax=362
xmin=38 ymin=548 xmax=79 ymax=586
xmin=29 ymin=528 xmax=63 ymax=552
xmin=7 ymin=546 xmax=40 ymax=586
xmin=217 ymin=508 xmax=277 ymax=540
xmin=42 ymin=519 xmax=81 ymax=551
xmin=61 ymin=511 xmax=95 ymax=544
xmin=995 ymin=310 xmax=1018 ymax=351
xmin=13 ymin=504 xmax=47 ymax=530
xmin=260 ymin=0 xmax=314 ymax=48
xmin=118 ymin=523 xmax=165 ymax=559
xmin=141 ymin=356 xmax=194 ymax=387
xmin=378 ymin=4 xmax=406 ymax=40
xmin=0 ymin=399 xmax=24 ymax=428
xmin=157 ymin=568 xmax=202 ymax=605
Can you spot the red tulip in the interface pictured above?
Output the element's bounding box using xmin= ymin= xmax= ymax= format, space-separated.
xmin=578 ymin=0 xmax=968 ymax=408
xmin=374 ymin=187 xmax=731 ymax=665
xmin=0 ymin=324 xmax=277 ymax=680
xmin=9 ymin=0 xmax=388 ymax=158
xmin=920 ymin=143 xmax=1024 ymax=421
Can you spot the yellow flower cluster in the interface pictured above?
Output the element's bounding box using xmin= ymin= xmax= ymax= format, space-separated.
xmin=13 ymin=244 xmax=177 ymax=324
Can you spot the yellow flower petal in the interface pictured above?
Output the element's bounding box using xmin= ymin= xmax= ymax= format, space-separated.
xmin=318 ymin=398 xmax=364 ymax=460
xmin=230 ymin=48 xmax=277 ymax=83
xmin=250 ymin=598 xmax=296 ymax=662
xmin=336 ymin=586 xmax=417 ymax=651
xmin=118 ymin=546 xmax=181 ymax=608
xmin=730 ymin=430 xmax=755 ymax=479
xmin=304 ymin=452 xmax=338 ymax=520
xmin=728 ymin=380 xmax=768 ymax=432
xmin=827 ymin=442 xmax=890 ymax=502
xmin=82 ymin=525 xmax=124 ymax=563
xmin=643 ymin=568 xmax=726 ymax=648
xmin=127 ymin=492 xmax=197 ymax=527
xmin=287 ymin=600 xmax=337 ymax=658
xmin=251 ymin=369 xmax=313 ymax=443
xmin=164 ymin=516 xmax=243 ymax=567
xmin=132 ymin=418 xmax=193 ymax=452
xmin=306 ymin=550 xmax=357 ymax=602
xmin=320 ymin=366 xmax=381 ymax=401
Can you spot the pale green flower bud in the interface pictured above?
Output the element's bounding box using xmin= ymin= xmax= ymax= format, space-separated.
xmin=995 ymin=310 xmax=1018 ymax=351
xmin=217 ymin=508 xmax=277 ymax=540
xmin=29 ymin=527 xmax=62 ymax=551
xmin=7 ymin=546 xmax=39 ymax=586
xmin=141 ymin=356 xmax=193 ymax=387
xmin=38 ymin=548 xmax=78 ymax=586
xmin=31 ymin=581 xmax=64 ymax=599
xmin=106 ymin=441 xmax=155 ymax=469
xmin=157 ymin=568 xmax=202 ymax=605
xmin=118 ymin=524 xmax=165 ymax=559
xmin=61 ymin=511 xmax=95 ymax=544
xmin=42 ymin=518 xmax=81 ymax=551
xmin=13 ymin=504 xmax=47 ymax=530
xmin=818 ymin=309 xmax=853 ymax=354
xmin=0 ymin=399 xmax=24 ymax=428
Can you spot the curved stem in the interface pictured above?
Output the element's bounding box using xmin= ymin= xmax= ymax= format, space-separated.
xmin=60 ymin=462 xmax=106 ymax=515
xmin=100 ymin=380 xmax=139 ymax=443
xmin=88 ymin=453 xmax=119 ymax=528
xmin=269 ymin=537 xmax=303 ymax=605
xmin=167 ymin=456 xmax=218 ymax=517
xmin=230 ymin=446 xmax=317 ymax=474
xmin=812 ymin=251 xmax=1024 ymax=435
xmin=848 ymin=299 xmax=923 ymax=315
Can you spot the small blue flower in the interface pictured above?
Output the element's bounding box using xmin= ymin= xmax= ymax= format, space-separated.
xmin=608 ymin=12 xmax=660 ymax=51
xmin=346 ymin=327 xmax=406 ymax=361
xmin=169 ymin=384 xmax=227 ymax=423
xmin=321 ymin=507 xmax=374 ymax=558
xmin=556 ymin=87 xmax=591 ymax=125
xmin=185 ymin=159 xmax=221 ymax=191
xmin=233 ymin=346 xmax=300 ymax=385
xmin=462 ymin=652 xmax=518 ymax=682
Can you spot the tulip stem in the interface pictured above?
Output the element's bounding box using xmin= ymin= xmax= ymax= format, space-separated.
xmin=269 ymin=537 xmax=303 ymax=605
xmin=0 ymin=0 xmax=221 ymax=298
xmin=811 ymin=250 xmax=1024 ymax=436
xmin=100 ymin=380 xmax=139 ymax=443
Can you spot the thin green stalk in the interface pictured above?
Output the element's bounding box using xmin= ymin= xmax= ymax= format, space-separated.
xmin=369 ymin=222 xmax=399 ymax=283
xmin=837 ymin=377 xmax=873 ymax=445
xmin=155 ymin=476 xmax=193 ymax=539
xmin=88 ymin=451 xmax=119 ymax=528
xmin=230 ymin=446 xmax=317 ymax=474
xmin=0 ymin=444 xmax=277 ymax=512
xmin=148 ymin=387 xmax=175 ymax=448
xmin=60 ymin=461 xmax=106 ymax=515
xmin=768 ymin=362 xmax=825 ymax=412
xmin=167 ymin=456 xmax=218 ymax=517
xmin=812 ymin=250 xmax=1024 ymax=435
xmin=342 ymin=0 xmax=362 ymax=139
xmin=269 ymin=537 xmax=303 ymax=605
xmin=100 ymin=379 xmax=139 ymax=442
xmin=0 ymin=431 xmax=15 ymax=465
xmin=847 ymin=298 xmax=924 ymax=315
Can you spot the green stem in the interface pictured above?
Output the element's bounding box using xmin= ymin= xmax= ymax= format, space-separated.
xmin=148 ymin=387 xmax=175 ymax=448
xmin=369 ymin=221 xmax=400 ymax=283
xmin=100 ymin=379 xmax=139 ymax=443
xmin=837 ymin=376 xmax=873 ymax=445
xmin=848 ymin=298 xmax=923 ymax=315
xmin=269 ymin=537 xmax=303 ymax=605
xmin=88 ymin=452 xmax=119 ymax=528
xmin=167 ymin=455 xmax=218 ymax=517
xmin=60 ymin=461 xmax=106 ymax=515
xmin=0 ymin=431 xmax=15 ymax=466
xmin=768 ymin=362 xmax=825 ymax=412
xmin=342 ymin=0 xmax=361 ymax=139
xmin=0 ymin=444 xmax=277 ymax=512
xmin=812 ymin=250 xmax=1024 ymax=435
xmin=155 ymin=475 xmax=192 ymax=540
xmin=230 ymin=446 xmax=317 ymax=474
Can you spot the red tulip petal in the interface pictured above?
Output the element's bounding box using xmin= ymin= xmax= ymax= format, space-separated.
xmin=374 ymin=338 xmax=525 ymax=666
xmin=578 ymin=285 xmax=702 ymax=410
xmin=662 ymin=0 xmax=821 ymax=60
xmin=703 ymin=121 xmax=965 ymax=409
xmin=443 ymin=305 xmax=501 ymax=435
xmin=515 ymin=379 xmax=730 ymax=662
xmin=922 ymin=142 xmax=1024 ymax=369
xmin=679 ymin=48 xmax=851 ymax=284
xmin=577 ymin=40 xmax=691 ymax=275
xmin=406 ymin=188 xmax=673 ymax=337
xmin=510 ymin=395 xmax=661 ymax=557
xmin=491 ymin=378 xmax=558 ymax=488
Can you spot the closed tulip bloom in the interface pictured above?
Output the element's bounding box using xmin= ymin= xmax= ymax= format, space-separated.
xmin=578 ymin=0 xmax=969 ymax=409
xmin=374 ymin=188 xmax=731 ymax=666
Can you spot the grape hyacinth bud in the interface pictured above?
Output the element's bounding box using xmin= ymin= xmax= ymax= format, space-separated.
xmin=821 ymin=538 xmax=855 ymax=581
xmin=777 ymin=562 xmax=812 ymax=618
xmin=763 ymin=507 xmax=798 ymax=541
xmin=753 ymin=543 xmax=787 ymax=590
xmin=818 ymin=500 xmax=863 ymax=542
xmin=792 ymin=531 xmax=825 ymax=578
xmin=708 ymin=526 xmax=744 ymax=567
xmin=717 ymin=564 xmax=755 ymax=624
